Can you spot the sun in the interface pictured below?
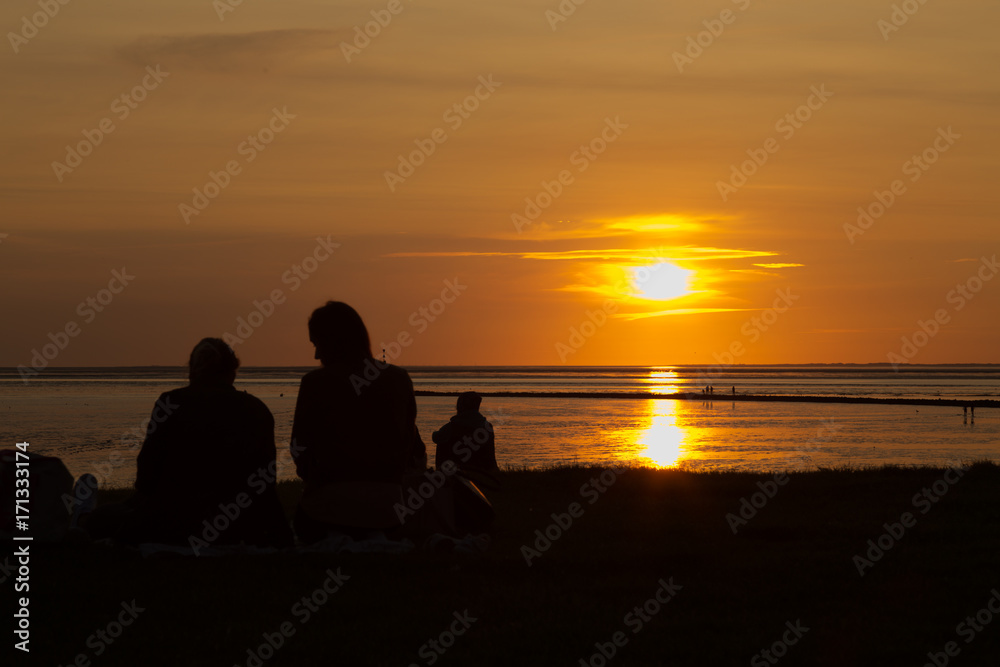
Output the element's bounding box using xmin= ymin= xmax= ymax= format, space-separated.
xmin=630 ymin=262 xmax=694 ymax=301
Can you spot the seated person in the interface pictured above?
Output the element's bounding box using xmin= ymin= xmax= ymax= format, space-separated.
xmin=432 ymin=392 xmax=498 ymax=473
xmin=291 ymin=301 xmax=425 ymax=543
xmin=88 ymin=338 xmax=292 ymax=549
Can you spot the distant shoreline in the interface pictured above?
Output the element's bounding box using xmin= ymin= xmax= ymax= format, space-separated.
xmin=415 ymin=390 xmax=1000 ymax=409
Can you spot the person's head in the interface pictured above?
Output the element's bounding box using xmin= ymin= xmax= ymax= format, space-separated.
xmin=188 ymin=337 xmax=239 ymax=387
xmin=456 ymin=391 xmax=481 ymax=413
xmin=307 ymin=301 xmax=373 ymax=368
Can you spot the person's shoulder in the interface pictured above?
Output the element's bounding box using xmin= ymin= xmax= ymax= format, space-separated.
xmin=380 ymin=363 xmax=412 ymax=382
xmin=365 ymin=362 xmax=413 ymax=390
xmin=156 ymin=386 xmax=189 ymax=405
xmin=300 ymin=367 xmax=326 ymax=384
xmin=230 ymin=389 xmax=274 ymax=428
xmin=235 ymin=388 xmax=269 ymax=409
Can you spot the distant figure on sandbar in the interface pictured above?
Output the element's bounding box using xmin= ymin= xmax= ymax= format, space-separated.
xmin=88 ymin=338 xmax=292 ymax=549
xmin=290 ymin=301 xmax=426 ymax=543
xmin=433 ymin=392 xmax=498 ymax=473
xmin=732 ymin=386 xmax=736 ymax=395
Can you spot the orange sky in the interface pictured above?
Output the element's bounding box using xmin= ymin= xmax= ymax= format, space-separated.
xmin=2 ymin=0 xmax=998 ymax=367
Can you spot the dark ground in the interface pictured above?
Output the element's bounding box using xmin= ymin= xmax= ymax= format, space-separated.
xmin=9 ymin=462 xmax=1000 ymax=666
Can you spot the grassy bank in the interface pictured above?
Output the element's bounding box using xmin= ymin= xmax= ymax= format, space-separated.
xmin=19 ymin=463 xmax=1000 ymax=666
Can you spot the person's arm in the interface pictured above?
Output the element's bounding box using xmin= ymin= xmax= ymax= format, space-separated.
xmin=134 ymin=392 xmax=173 ymax=496
xmin=485 ymin=419 xmax=499 ymax=470
xmin=401 ymin=370 xmax=426 ymax=470
xmin=290 ymin=375 xmax=318 ymax=481
xmin=432 ymin=420 xmax=458 ymax=468
xmin=256 ymin=402 xmax=278 ymax=476
xmin=410 ymin=426 xmax=428 ymax=471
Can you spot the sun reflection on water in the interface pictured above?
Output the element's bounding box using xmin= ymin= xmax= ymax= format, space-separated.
xmin=641 ymin=367 xmax=682 ymax=396
xmin=632 ymin=398 xmax=689 ymax=468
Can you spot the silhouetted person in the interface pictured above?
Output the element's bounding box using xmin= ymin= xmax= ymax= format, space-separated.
xmin=291 ymin=301 xmax=425 ymax=542
xmin=88 ymin=338 xmax=292 ymax=549
xmin=433 ymin=392 xmax=498 ymax=473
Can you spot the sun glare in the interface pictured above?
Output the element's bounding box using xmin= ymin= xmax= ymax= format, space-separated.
xmin=631 ymin=262 xmax=694 ymax=301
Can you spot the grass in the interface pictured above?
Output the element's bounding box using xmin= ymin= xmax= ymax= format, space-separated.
xmin=19 ymin=462 xmax=1000 ymax=666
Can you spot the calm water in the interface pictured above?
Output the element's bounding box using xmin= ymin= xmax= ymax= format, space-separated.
xmin=1 ymin=366 xmax=997 ymax=486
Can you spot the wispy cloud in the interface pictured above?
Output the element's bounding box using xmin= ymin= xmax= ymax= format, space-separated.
xmin=386 ymin=247 xmax=778 ymax=263
xmin=118 ymin=29 xmax=340 ymax=71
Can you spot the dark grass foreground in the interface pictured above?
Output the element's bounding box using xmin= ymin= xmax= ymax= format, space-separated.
xmin=18 ymin=463 xmax=1000 ymax=667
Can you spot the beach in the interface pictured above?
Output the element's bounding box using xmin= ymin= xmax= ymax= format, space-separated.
xmin=21 ymin=462 xmax=1000 ymax=666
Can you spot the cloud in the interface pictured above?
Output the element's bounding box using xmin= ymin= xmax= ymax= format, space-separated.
xmin=615 ymin=307 xmax=753 ymax=321
xmin=117 ymin=29 xmax=340 ymax=72
xmin=386 ymin=247 xmax=777 ymax=263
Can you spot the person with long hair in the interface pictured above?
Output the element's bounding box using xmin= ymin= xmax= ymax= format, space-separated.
xmin=291 ymin=301 xmax=426 ymax=542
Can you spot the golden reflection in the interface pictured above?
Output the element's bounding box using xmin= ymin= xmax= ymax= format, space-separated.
xmin=633 ymin=399 xmax=688 ymax=468
xmin=641 ymin=367 xmax=681 ymax=396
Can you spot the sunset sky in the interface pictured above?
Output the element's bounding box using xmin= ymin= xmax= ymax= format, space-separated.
xmin=2 ymin=0 xmax=998 ymax=367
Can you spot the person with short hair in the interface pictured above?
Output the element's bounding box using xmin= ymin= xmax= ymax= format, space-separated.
xmin=432 ymin=391 xmax=498 ymax=473
xmin=88 ymin=338 xmax=292 ymax=549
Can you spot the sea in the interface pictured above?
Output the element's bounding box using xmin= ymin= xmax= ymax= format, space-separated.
xmin=1 ymin=365 xmax=998 ymax=487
